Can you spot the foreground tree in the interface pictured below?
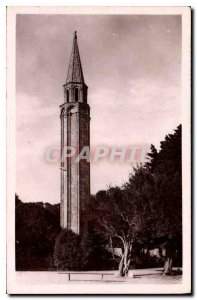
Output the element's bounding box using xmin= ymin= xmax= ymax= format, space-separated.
xmin=90 ymin=125 xmax=182 ymax=276
xmin=90 ymin=173 xmax=157 ymax=277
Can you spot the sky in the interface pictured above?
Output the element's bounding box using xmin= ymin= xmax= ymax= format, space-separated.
xmin=16 ymin=14 xmax=182 ymax=204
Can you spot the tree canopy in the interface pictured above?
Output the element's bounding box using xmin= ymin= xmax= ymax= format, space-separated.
xmin=88 ymin=125 xmax=182 ymax=275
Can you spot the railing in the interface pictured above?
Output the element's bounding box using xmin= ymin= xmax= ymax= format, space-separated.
xmin=58 ymin=272 xmax=114 ymax=281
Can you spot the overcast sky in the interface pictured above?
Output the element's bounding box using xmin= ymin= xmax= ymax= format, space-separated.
xmin=16 ymin=14 xmax=182 ymax=204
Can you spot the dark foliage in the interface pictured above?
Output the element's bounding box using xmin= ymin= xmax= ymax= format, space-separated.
xmin=145 ymin=125 xmax=182 ymax=237
xmin=53 ymin=228 xmax=115 ymax=271
xmin=88 ymin=125 xmax=182 ymax=274
xmin=53 ymin=229 xmax=82 ymax=270
xmin=15 ymin=195 xmax=61 ymax=271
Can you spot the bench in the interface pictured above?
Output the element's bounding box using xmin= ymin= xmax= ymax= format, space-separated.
xmin=59 ymin=272 xmax=114 ymax=281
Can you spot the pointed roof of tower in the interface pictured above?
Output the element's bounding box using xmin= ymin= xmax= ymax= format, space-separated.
xmin=66 ymin=31 xmax=85 ymax=84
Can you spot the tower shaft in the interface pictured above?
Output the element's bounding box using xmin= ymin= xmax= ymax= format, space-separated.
xmin=60 ymin=33 xmax=90 ymax=234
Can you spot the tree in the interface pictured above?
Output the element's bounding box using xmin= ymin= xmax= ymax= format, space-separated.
xmin=90 ymin=125 xmax=182 ymax=276
xmin=145 ymin=125 xmax=182 ymax=274
xmin=90 ymin=177 xmax=156 ymax=277
xmin=15 ymin=195 xmax=61 ymax=270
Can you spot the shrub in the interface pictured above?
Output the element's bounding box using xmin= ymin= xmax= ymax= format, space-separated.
xmin=54 ymin=228 xmax=115 ymax=271
xmin=54 ymin=229 xmax=82 ymax=271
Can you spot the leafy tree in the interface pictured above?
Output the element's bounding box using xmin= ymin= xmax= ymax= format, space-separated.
xmin=90 ymin=125 xmax=182 ymax=276
xmin=90 ymin=178 xmax=157 ymax=276
xmin=145 ymin=125 xmax=182 ymax=274
xmin=15 ymin=195 xmax=61 ymax=270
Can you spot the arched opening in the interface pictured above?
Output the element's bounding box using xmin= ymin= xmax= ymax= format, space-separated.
xmin=66 ymin=89 xmax=69 ymax=102
xmin=61 ymin=108 xmax=65 ymax=117
xmin=67 ymin=105 xmax=75 ymax=116
xmin=75 ymin=88 xmax=79 ymax=102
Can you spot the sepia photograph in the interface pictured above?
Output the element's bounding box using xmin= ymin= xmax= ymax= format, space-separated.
xmin=6 ymin=6 xmax=191 ymax=294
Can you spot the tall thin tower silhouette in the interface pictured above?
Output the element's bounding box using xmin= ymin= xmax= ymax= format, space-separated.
xmin=60 ymin=32 xmax=90 ymax=234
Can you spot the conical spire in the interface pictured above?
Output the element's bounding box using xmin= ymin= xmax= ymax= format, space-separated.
xmin=66 ymin=31 xmax=85 ymax=84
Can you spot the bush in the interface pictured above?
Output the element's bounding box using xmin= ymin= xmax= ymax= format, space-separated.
xmin=54 ymin=228 xmax=116 ymax=271
xmin=54 ymin=229 xmax=82 ymax=270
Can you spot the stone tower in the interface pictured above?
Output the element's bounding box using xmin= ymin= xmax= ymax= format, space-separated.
xmin=60 ymin=32 xmax=90 ymax=234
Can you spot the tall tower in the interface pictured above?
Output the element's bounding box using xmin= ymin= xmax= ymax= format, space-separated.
xmin=60 ymin=32 xmax=90 ymax=234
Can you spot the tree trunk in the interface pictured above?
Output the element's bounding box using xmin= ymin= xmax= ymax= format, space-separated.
xmin=118 ymin=254 xmax=124 ymax=276
xmin=163 ymin=240 xmax=174 ymax=275
xmin=118 ymin=243 xmax=132 ymax=277
xmin=123 ymin=243 xmax=129 ymax=276
xmin=163 ymin=257 xmax=173 ymax=275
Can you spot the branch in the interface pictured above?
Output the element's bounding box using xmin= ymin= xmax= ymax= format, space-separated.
xmin=120 ymin=213 xmax=135 ymax=227
xmin=102 ymin=219 xmax=125 ymax=246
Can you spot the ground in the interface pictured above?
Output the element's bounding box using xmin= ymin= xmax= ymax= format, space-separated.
xmin=16 ymin=268 xmax=182 ymax=285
